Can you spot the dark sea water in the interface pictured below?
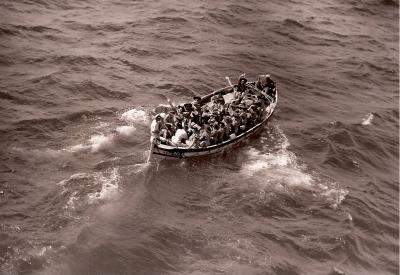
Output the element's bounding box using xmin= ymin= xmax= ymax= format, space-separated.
xmin=0 ymin=0 xmax=399 ymax=274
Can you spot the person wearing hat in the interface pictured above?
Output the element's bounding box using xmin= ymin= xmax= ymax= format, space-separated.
xmin=237 ymin=74 xmax=247 ymax=93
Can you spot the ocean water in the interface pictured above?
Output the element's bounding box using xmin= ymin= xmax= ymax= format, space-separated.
xmin=0 ymin=0 xmax=398 ymax=274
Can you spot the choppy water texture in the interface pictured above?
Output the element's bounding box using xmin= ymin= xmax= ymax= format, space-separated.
xmin=0 ymin=0 xmax=399 ymax=274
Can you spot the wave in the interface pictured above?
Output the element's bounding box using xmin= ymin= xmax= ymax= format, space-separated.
xmin=116 ymin=58 xmax=159 ymax=73
xmin=64 ymin=21 xmax=126 ymax=32
xmin=146 ymin=16 xmax=190 ymax=25
xmin=71 ymin=80 xmax=130 ymax=100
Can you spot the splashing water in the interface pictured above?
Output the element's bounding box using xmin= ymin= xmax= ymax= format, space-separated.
xmin=361 ymin=113 xmax=374 ymax=125
xmin=116 ymin=125 xmax=137 ymax=139
xmin=240 ymin=126 xmax=348 ymax=208
xmin=120 ymin=108 xmax=148 ymax=124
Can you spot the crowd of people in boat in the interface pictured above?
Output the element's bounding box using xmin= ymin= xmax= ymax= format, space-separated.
xmin=150 ymin=74 xmax=276 ymax=148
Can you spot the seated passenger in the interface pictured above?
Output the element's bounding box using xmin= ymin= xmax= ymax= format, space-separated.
xmin=188 ymin=122 xmax=201 ymax=135
xmin=171 ymin=126 xmax=188 ymax=147
xmin=239 ymin=111 xmax=248 ymax=132
xmin=222 ymin=116 xmax=232 ymax=140
xmin=182 ymin=112 xmax=191 ymax=131
xmin=187 ymin=127 xmax=201 ymax=148
xmin=177 ymin=105 xmax=185 ymax=115
xmin=210 ymin=124 xmax=224 ymax=145
xmin=190 ymin=104 xmax=202 ymax=125
xmin=164 ymin=110 xmax=177 ymax=127
xmin=201 ymin=107 xmax=211 ymax=123
xmin=199 ymin=125 xmax=211 ymax=146
xmin=231 ymin=115 xmax=240 ymax=135
xmin=160 ymin=123 xmax=174 ymax=143
xmin=215 ymin=92 xmax=225 ymax=105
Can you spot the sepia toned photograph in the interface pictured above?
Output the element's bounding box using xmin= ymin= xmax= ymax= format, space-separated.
xmin=0 ymin=0 xmax=398 ymax=274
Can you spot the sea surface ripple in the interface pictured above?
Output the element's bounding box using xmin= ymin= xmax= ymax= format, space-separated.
xmin=0 ymin=0 xmax=398 ymax=274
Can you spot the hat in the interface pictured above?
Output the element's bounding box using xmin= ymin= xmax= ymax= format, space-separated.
xmin=155 ymin=113 xmax=165 ymax=119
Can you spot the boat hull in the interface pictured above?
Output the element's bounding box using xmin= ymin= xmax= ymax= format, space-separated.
xmin=152 ymin=85 xmax=278 ymax=159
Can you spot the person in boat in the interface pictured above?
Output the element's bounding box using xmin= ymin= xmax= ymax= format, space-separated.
xmin=150 ymin=113 xmax=164 ymax=143
xmin=256 ymin=75 xmax=267 ymax=91
xmin=222 ymin=116 xmax=232 ymax=140
xmin=187 ymin=126 xmax=201 ymax=148
xmin=181 ymin=111 xmax=191 ymax=132
xmin=265 ymin=74 xmax=276 ymax=97
xmin=213 ymin=92 xmax=225 ymax=106
xmin=210 ymin=123 xmax=224 ymax=145
xmin=201 ymin=106 xmax=212 ymax=123
xmin=238 ymin=106 xmax=249 ymax=132
xmin=171 ymin=124 xmax=188 ymax=147
xmin=233 ymin=74 xmax=247 ymax=102
xmin=159 ymin=123 xmax=174 ymax=144
xmin=193 ymin=96 xmax=202 ymax=105
xmin=191 ymin=102 xmax=202 ymax=125
xmin=164 ymin=110 xmax=177 ymax=129
xmin=237 ymin=74 xmax=247 ymax=93
xmin=231 ymin=112 xmax=240 ymax=135
xmin=199 ymin=125 xmax=211 ymax=147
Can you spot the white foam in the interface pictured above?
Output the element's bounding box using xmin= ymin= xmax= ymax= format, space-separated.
xmin=89 ymin=134 xmax=115 ymax=153
xmin=64 ymin=191 xmax=78 ymax=210
xmin=67 ymin=125 xmax=138 ymax=154
xmin=240 ymin=126 xmax=347 ymax=208
xmin=361 ymin=113 xmax=373 ymax=125
xmin=120 ymin=108 xmax=148 ymax=124
xmin=88 ymin=168 xmax=120 ymax=204
xmin=116 ymin=125 xmax=137 ymax=139
xmin=320 ymin=188 xmax=349 ymax=209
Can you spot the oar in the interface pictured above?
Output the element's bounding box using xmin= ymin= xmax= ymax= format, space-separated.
xmin=146 ymin=137 xmax=155 ymax=163
xmin=225 ymin=76 xmax=232 ymax=86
